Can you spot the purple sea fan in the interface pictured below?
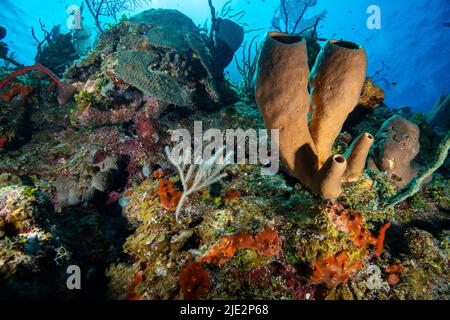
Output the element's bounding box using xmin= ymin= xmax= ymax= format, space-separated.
xmin=273 ymin=0 xmax=327 ymax=35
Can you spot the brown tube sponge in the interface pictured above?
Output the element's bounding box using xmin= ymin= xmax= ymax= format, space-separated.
xmin=256 ymin=32 xmax=316 ymax=185
xmin=342 ymin=133 xmax=374 ymax=182
xmin=309 ymin=40 xmax=368 ymax=168
xmin=256 ymin=33 xmax=371 ymax=199
xmin=315 ymin=155 xmax=348 ymax=199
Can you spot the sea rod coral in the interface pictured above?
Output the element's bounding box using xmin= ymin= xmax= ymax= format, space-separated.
xmin=165 ymin=146 xmax=233 ymax=222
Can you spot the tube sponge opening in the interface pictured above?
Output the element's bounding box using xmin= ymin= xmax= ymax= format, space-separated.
xmin=330 ymin=40 xmax=361 ymax=50
xmin=268 ymin=32 xmax=304 ymax=45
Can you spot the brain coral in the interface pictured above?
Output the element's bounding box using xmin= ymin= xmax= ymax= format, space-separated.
xmin=128 ymin=9 xmax=218 ymax=101
xmin=115 ymin=50 xmax=192 ymax=107
xmin=129 ymin=9 xmax=198 ymax=51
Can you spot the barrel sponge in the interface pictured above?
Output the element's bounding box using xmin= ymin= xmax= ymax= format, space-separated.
xmin=256 ymin=34 xmax=372 ymax=199
xmin=115 ymin=50 xmax=191 ymax=107
xmin=368 ymin=115 xmax=422 ymax=188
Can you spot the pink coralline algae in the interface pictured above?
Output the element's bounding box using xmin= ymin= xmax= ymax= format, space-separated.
xmin=77 ymin=106 xmax=136 ymax=127
xmin=135 ymin=111 xmax=157 ymax=147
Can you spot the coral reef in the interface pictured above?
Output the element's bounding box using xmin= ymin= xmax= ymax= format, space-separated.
xmin=179 ymin=227 xmax=281 ymax=299
xmin=256 ymin=33 xmax=372 ymax=199
xmin=0 ymin=64 xmax=63 ymax=90
xmin=157 ymin=179 xmax=182 ymax=212
xmin=179 ymin=261 xmax=212 ymax=300
xmin=0 ymin=6 xmax=448 ymax=302
xmin=65 ymin=8 xmax=220 ymax=121
xmin=165 ymin=145 xmax=233 ymax=221
xmin=0 ymin=64 xmax=76 ymax=107
xmin=0 ymin=83 xmax=34 ymax=104
xmin=309 ymin=252 xmax=362 ymax=289
xmin=115 ymin=50 xmax=191 ymax=107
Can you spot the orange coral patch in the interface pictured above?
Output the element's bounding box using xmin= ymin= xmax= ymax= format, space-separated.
xmin=180 ymin=227 xmax=281 ymax=299
xmin=314 ymin=204 xmax=392 ymax=289
xmin=326 ymin=204 xmax=378 ymax=250
xmin=224 ymin=189 xmax=241 ymax=202
xmin=150 ymin=168 xmax=166 ymax=179
xmin=384 ymin=264 xmax=404 ymax=274
xmin=0 ymin=83 xmax=34 ymax=103
xmin=253 ymin=228 xmax=282 ymax=256
xmin=199 ymin=227 xmax=281 ymax=266
xmin=326 ymin=204 xmax=390 ymax=257
xmin=158 ymin=179 xmax=182 ymax=212
xmin=199 ymin=236 xmax=238 ymax=265
xmin=387 ymin=273 xmax=401 ymax=285
xmin=179 ymin=261 xmax=212 ymax=300
xmin=127 ymin=270 xmax=144 ymax=300
xmin=384 ymin=263 xmax=404 ymax=286
xmin=309 ymin=252 xmax=362 ymax=289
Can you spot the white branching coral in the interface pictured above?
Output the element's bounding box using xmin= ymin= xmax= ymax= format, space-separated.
xmin=165 ymin=146 xmax=233 ymax=222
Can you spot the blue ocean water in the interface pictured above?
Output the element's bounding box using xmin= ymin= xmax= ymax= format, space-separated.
xmin=0 ymin=0 xmax=449 ymax=112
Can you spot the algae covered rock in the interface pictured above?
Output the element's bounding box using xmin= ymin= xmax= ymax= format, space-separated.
xmin=55 ymin=154 xmax=125 ymax=209
xmin=0 ymin=176 xmax=49 ymax=238
xmin=0 ymin=176 xmax=63 ymax=297
xmin=405 ymin=228 xmax=442 ymax=263
xmin=358 ymin=77 xmax=385 ymax=110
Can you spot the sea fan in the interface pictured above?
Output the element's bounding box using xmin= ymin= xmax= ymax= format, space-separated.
xmin=84 ymin=0 xmax=152 ymax=33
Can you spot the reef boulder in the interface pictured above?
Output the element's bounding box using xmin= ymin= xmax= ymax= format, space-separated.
xmin=358 ymin=77 xmax=385 ymax=110
xmin=65 ymin=8 xmax=220 ymax=122
xmin=368 ymin=115 xmax=422 ymax=187
xmin=55 ymin=154 xmax=124 ymax=208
